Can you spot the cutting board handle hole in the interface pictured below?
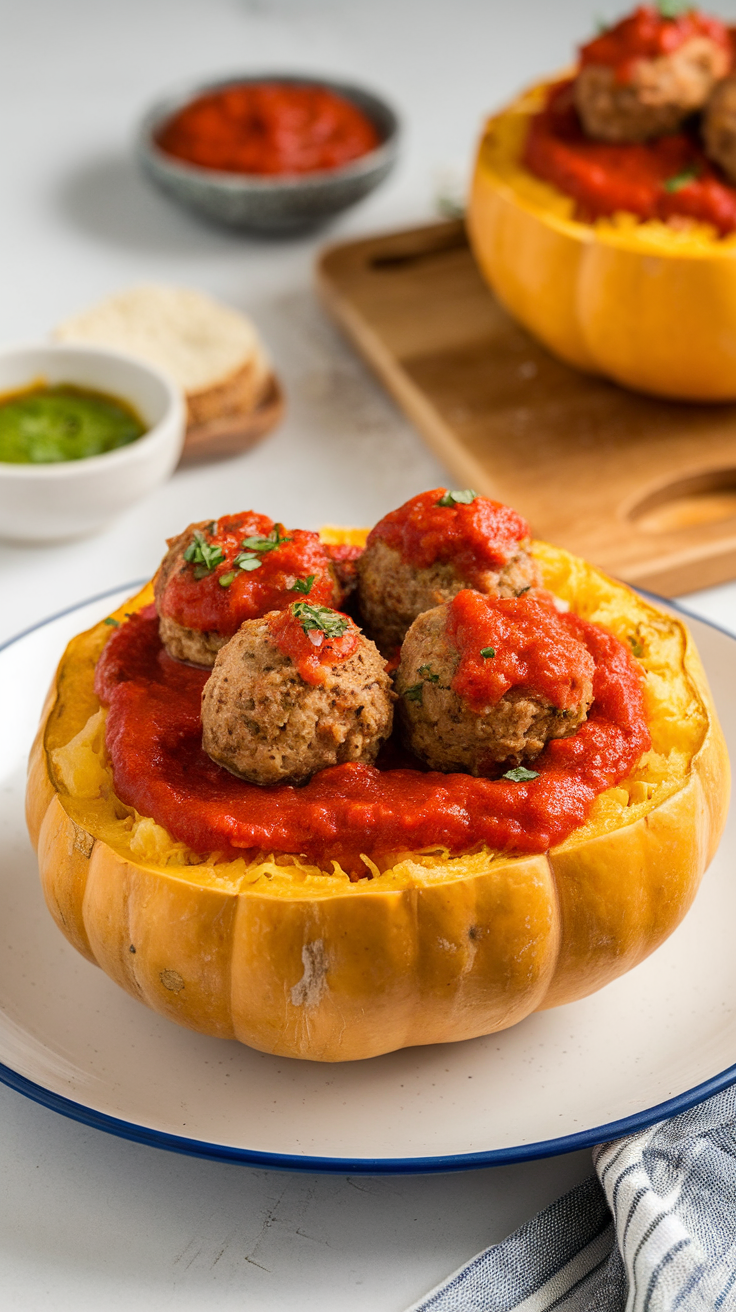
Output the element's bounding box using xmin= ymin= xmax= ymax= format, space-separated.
xmin=628 ymin=470 xmax=736 ymax=534
xmin=368 ymin=228 xmax=467 ymax=270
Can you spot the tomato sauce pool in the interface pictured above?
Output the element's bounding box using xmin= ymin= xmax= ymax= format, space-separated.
xmin=156 ymin=82 xmax=380 ymax=175
xmin=524 ymin=80 xmax=736 ymax=234
xmin=95 ymin=606 xmax=650 ymax=877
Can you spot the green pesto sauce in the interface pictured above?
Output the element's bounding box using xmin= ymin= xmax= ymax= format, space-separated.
xmin=0 ymin=384 xmax=146 ymax=464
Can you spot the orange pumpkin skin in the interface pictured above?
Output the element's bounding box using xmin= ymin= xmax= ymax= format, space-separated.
xmin=26 ymin=538 xmax=729 ymax=1061
xmin=468 ymin=81 xmax=736 ymax=401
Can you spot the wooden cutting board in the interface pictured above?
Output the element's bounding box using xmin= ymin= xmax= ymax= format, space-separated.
xmin=317 ymin=219 xmax=736 ymax=596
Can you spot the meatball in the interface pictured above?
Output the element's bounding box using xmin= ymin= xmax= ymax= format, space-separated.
xmin=155 ymin=512 xmax=340 ymax=667
xmin=357 ymin=490 xmax=540 ymax=654
xmin=575 ymin=36 xmax=730 ymax=144
xmin=322 ymin=541 xmax=363 ymax=604
xmin=395 ymin=592 xmax=594 ymax=777
xmin=201 ymin=608 xmax=394 ymax=786
xmin=703 ymin=75 xmax=736 ymax=183
xmin=157 ymin=613 xmax=231 ymax=666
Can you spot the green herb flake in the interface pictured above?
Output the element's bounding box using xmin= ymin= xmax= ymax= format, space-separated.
xmin=103 ymin=617 xmax=120 ymax=627
xmin=225 ymin=526 xmax=293 ymax=576
xmin=502 ymin=766 xmax=539 ymax=782
xmin=240 ymin=526 xmax=292 ymax=554
xmin=232 ymin=551 xmax=263 ymax=573
xmin=403 ymin=682 xmax=424 ymax=703
xmin=480 ymin=646 xmax=496 ymax=659
xmin=629 ymin=636 xmax=644 ymax=658
xmin=437 ymin=489 xmax=478 ymax=507
xmin=663 ymin=165 xmax=699 ymax=193
xmin=291 ymin=574 xmax=316 ymax=595
xmin=183 ymin=529 xmax=225 ymax=576
xmin=219 ymin=571 xmax=236 ymax=589
xmin=418 ymin=664 xmax=440 ymax=683
xmin=293 ymin=602 xmax=349 ymax=639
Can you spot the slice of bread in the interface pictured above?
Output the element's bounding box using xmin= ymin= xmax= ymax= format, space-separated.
xmin=54 ymin=285 xmax=272 ymax=427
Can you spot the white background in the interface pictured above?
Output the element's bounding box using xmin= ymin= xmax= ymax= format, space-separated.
xmin=2 ymin=1 xmax=736 ymax=1307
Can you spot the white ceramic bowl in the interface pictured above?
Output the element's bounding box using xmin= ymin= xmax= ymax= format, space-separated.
xmin=0 ymin=344 xmax=185 ymax=543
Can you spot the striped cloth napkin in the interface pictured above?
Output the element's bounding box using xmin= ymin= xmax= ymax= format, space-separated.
xmin=407 ymin=1086 xmax=736 ymax=1311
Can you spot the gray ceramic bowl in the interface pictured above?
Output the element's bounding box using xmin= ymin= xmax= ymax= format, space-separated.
xmin=137 ymin=73 xmax=400 ymax=234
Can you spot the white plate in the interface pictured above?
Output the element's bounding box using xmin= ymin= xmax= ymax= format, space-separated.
xmin=1 ymin=587 xmax=735 ymax=1173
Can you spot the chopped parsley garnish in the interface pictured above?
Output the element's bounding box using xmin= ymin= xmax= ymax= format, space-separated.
xmin=241 ymin=526 xmax=291 ymax=554
xmin=418 ymin=664 xmax=440 ymax=683
xmin=184 ymin=529 xmax=225 ymax=579
xmin=480 ymin=647 xmax=496 ymax=659
xmin=663 ymin=165 xmax=699 ymax=193
xmin=230 ymin=525 xmax=293 ymax=575
xmin=291 ymin=574 xmax=316 ymax=595
xmin=232 ymin=551 xmax=265 ymax=573
xmin=293 ymin=602 xmax=349 ymax=639
xmin=103 ymin=617 xmax=120 ymax=627
xmin=403 ymin=682 xmax=424 ymax=702
xmin=437 ymin=489 xmax=478 ymax=507
xmin=216 ymin=527 xmax=291 ymax=585
xmin=629 ymin=635 xmax=644 ymax=658
xmin=502 ymin=766 xmax=539 ymax=782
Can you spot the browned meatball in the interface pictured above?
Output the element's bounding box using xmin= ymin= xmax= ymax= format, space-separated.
xmin=157 ymin=613 xmax=229 ymax=666
xmin=359 ymin=541 xmax=538 ymax=654
xmin=357 ymin=490 xmax=540 ymax=654
xmin=155 ymin=519 xmax=230 ymax=665
xmin=154 ymin=511 xmax=340 ymax=667
xmin=322 ymin=542 xmax=363 ymax=603
xmin=395 ymin=596 xmax=594 ymax=777
xmin=703 ymin=75 xmax=736 ymax=183
xmin=201 ymin=611 xmax=393 ymax=786
xmin=575 ymin=36 xmax=730 ymax=144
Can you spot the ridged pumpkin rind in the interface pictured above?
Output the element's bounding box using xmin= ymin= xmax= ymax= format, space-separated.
xmin=25 ymin=554 xmax=729 ymax=1061
xmin=467 ymin=84 xmax=736 ymax=401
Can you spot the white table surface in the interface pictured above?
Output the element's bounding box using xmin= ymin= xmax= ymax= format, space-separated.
xmin=2 ymin=1 xmax=736 ymax=1307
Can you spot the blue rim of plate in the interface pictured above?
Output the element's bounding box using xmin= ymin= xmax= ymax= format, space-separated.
xmin=2 ymin=582 xmax=736 ymax=1175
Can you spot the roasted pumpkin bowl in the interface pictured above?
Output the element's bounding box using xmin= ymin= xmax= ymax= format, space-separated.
xmin=468 ymin=80 xmax=736 ymax=402
xmin=26 ymin=533 xmax=728 ymax=1062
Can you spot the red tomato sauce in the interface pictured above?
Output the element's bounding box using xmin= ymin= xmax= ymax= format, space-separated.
xmin=448 ymin=590 xmax=595 ymax=714
xmin=158 ymin=513 xmax=337 ymax=640
xmin=323 ymin=542 xmax=362 ymax=598
xmin=523 ymin=79 xmax=736 ymax=234
xmin=579 ymin=6 xmax=730 ymax=85
xmin=95 ymin=605 xmax=650 ymax=876
xmin=368 ymin=490 xmax=530 ymax=585
xmin=156 ymin=82 xmax=380 ymax=176
xmin=268 ymin=605 xmax=359 ymax=686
